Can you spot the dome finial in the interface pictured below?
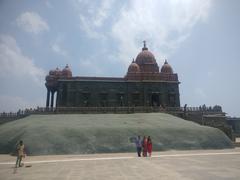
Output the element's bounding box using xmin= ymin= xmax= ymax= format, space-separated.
xmin=164 ymin=59 xmax=168 ymax=64
xmin=132 ymin=58 xmax=135 ymax=63
xmin=142 ymin=40 xmax=148 ymax=51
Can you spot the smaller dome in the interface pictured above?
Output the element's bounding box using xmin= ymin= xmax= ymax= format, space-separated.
xmin=45 ymin=74 xmax=55 ymax=81
xmin=49 ymin=69 xmax=55 ymax=75
xmin=128 ymin=60 xmax=140 ymax=73
xmin=55 ymin=67 xmax=61 ymax=72
xmin=62 ymin=64 xmax=72 ymax=77
xmin=161 ymin=60 xmax=173 ymax=74
xmin=55 ymin=67 xmax=62 ymax=76
xmin=49 ymin=67 xmax=62 ymax=76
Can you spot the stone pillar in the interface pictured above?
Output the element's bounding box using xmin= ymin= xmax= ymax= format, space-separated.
xmin=51 ymin=91 xmax=55 ymax=108
xmin=55 ymin=91 xmax=58 ymax=108
xmin=46 ymin=89 xmax=50 ymax=107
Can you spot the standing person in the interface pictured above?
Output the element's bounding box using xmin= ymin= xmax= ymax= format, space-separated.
xmin=135 ymin=136 xmax=142 ymax=157
xmin=142 ymin=136 xmax=148 ymax=157
xmin=15 ymin=140 xmax=25 ymax=168
xmin=147 ymin=136 xmax=152 ymax=157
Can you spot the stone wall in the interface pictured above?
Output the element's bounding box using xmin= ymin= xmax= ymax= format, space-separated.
xmin=56 ymin=80 xmax=180 ymax=108
xmin=227 ymin=117 xmax=240 ymax=137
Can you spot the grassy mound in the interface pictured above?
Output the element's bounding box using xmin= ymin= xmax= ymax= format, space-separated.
xmin=0 ymin=113 xmax=233 ymax=155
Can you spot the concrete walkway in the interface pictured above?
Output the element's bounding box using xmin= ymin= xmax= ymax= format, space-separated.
xmin=1 ymin=148 xmax=240 ymax=180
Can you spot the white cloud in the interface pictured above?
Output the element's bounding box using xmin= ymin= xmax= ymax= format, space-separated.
xmin=51 ymin=35 xmax=68 ymax=57
xmin=0 ymin=35 xmax=46 ymax=112
xmin=52 ymin=43 xmax=68 ymax=57
xmin=79 ymin=58 xmax=104 ymax=76
xmin=73 ymin=0 xmax=115 ymax=39
xmin=16 ymin=11 xmax=49 ymax=34
xmin=0 ymin=34 xmax=45 ymax=85
xmin=79 ymin=14 xmax=104 ymax=39
xmin=111 ymin=0 xmax=212 ymax=65
xmin=92 ymin=0 xmax=113 ymax=27
xmin=71 ymin=0 xmax=212 ymax=65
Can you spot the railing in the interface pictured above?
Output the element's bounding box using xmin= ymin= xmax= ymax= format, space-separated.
xmin=182 ymin=106 xmax=222 ymax=112
xmin=0 ymin=112 xmax=28 ymax=118
xmin=0 ymin=106 xmax=223 ymax=117
xmin=28 ymin=106 xmax=169 ymax=114
xmin=35 ymin=106 xmax=184 ymax=114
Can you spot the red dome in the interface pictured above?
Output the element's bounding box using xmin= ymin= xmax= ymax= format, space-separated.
xmin=134 ymin=42 xmax=159 ymax=73
xmin=55 ymin=67 xmax=62 ymax=77
xmin=135 ymin=41 xmax=156 ymax=65
xmin=135 ymin=50 xmax=156 ymax=64
xmin=161 ymin=60 xmax=173 ymax=74
xmin=49 ymin=67 xmax=62 ymax=76
xmin=128 ymin=62 xmax=140 ymax=73
xmin=49 ymin=69 xmax=55 ymax=75
xmin=45 ymin=74 xmax=55 ymax=81
xmin=62 ymin=64 xmax=72 ymax=77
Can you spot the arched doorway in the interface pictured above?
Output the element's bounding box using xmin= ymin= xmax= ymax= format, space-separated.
xmin=151 ymin=93 xmax=160 ymax=106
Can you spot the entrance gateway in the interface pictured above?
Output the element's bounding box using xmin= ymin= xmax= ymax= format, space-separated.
xmin=151 ymin=93 xmax=160 ymax=107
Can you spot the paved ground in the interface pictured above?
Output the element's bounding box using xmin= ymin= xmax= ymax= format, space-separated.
xmin=0 ymin=148 xmax=240 ymax=180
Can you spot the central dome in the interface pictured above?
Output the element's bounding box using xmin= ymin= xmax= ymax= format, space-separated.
xmin=133 ymin=41 xmax=159 ymax=73
xmin=135 ymin=41 xmax=156 ymax=65
xmin=135 ymin=50 xmax=156 ymax=64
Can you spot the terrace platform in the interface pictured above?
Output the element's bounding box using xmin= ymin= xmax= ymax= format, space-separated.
xmin=1 ymin=148 xmax=240 ymax=180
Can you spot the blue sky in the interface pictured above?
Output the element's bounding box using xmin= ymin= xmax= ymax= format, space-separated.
xmin=0 ymin=0 xmax=239 ymax=117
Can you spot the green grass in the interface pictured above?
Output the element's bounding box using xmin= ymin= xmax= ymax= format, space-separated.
xmin=0 ymin=113 xmax=233 ymax=155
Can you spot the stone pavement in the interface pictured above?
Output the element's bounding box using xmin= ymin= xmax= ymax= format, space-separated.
xmin=0 ymin=148 xmax=240 ymax=180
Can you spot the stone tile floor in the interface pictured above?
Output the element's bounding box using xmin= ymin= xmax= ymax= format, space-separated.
xmin=0 ymin=148 xmax=240 ymax=180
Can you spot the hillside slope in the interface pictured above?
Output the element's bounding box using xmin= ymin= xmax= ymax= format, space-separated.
xmin=0 ymin=113 xmax=233 ymax=155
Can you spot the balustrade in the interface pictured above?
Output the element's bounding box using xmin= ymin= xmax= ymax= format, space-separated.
xmin=0 ymin=105 xmax=223 ymax=118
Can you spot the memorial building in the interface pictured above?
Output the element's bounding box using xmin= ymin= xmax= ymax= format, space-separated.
xmin=45 ymin=42 xmax=180 ymax=108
